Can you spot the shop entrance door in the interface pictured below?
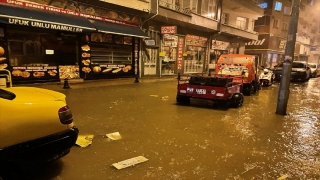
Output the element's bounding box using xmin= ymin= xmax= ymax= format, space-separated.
xmin=143 ymin=48 xmax=157 ymax=75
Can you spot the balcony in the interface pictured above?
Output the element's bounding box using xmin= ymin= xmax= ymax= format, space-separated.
xmin=223 ymin=0 xmax=264 ymax=16
xmin=159 ymin=0 xmax=191 ymax=15
xmin=221 ymin=23 xmax=259 ymax=40
xmin=155 ymin=7 xmax=218 ymax=32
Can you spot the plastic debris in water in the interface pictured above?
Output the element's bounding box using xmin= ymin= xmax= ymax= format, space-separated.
xmin=277 ymin=174 xmax=289 ymax=180
xmin=112 ymin=156 xmax=148 ymax=170
xmin=161 ymin=96 xmax=169 ymax=100
xmin=106 ymin=132 xmax=122 ymax=140
xmin=75 ymin=134 xmax=94 ymax=147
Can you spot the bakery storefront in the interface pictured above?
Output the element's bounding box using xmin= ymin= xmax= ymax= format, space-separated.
xmin=0 ymin=0 xmax=148 ymax=83
xmin=82 ymin=20 xmax=148 ymax=80
xmin=0 ymin=2 xmax=96 ymax=83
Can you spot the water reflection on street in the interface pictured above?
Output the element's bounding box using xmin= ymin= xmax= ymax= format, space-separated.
xmin=31 ymin=78 xmax=320 ymax=180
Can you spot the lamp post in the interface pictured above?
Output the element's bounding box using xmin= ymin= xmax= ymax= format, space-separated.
xmin=276 ymin=0 xmax=300 ymax=115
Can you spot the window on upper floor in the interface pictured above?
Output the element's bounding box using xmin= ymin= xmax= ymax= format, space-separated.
xmin=275 ymin=1 xmax=282 ymax=11
xmin=190 ymin=0 xmax=217 ymax=19
xmin=282 ymin=22 xmax=288 ymax=31
xmin=200 ymin=0 xmax=217 ymax=19
xmin=221 ymin=13 xmax=229 ymax=24
xmin=310 ymin=0 xmax=314 ymax=5
xmin=273 ymin=19 xmax=279 ymax=28
xmin=191 ymin=0 xmax=201 ymax=14
xmin=284 ymin=6 xmax=291 ymax=15
xmin=236 ymin=17 xmax=248 ymax=30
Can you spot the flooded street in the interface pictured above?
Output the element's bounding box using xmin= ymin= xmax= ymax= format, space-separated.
xmin=30 ymin=78 xmax=320 ymax=180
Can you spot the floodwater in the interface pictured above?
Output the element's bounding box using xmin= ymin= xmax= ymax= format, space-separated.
xmin=25 ymin=78 xmax=320 ymax=179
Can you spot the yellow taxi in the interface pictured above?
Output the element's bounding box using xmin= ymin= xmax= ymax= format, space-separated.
xmin=0 ymin=70 xmax=78 ymax=179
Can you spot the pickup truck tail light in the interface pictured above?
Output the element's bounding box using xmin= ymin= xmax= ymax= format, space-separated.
xmin=58 ymin=105 xmax=73 ymax=125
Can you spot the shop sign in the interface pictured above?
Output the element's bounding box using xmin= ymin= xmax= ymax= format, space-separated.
xmin=134 ymin=37 xmax=139 ymax=75
xmin=0 ymin=0 xmax=140 ymax=26
xmin=185 ymin=34 xmax=207 ymax=47
xmin=144 ymin=38 xmax=156 ymax=46
xmin=245 ymin=34 xmax=270 ymax=49
xmin=161 ymin=26 xmax=177 ymax=34
xmin=211 ymin=40 xmax=230 ymax=50
xmin=11 ymin=65 xmax=58 ymax=79
xmin=177 ymin=37 xmax=184 ymax=70
xmin=159 ymin=51 xmax=166 ymax=57
xmin=311 ymin=46 xmax=318 ymax=51
xmin=163 ymin=34 xmax=178 ymax=47
xmin=7 ymin=18 xmax=83 ymax=32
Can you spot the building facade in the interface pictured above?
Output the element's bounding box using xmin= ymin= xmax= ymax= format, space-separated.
xmin=140 ymin=0 xmax=264 ymax=77
xmin=245 ymin=0 xmax=320 ymax=68
xmin=0 ymin=0 xmax=264 ymax=84
xmin=0 ymin=0 xmax=149 ymax=83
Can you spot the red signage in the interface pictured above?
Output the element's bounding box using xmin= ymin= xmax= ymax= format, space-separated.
xmin=177 ymin=37 xmax=184 ymax=70
xmin=0 ymin=0 xmax=138 ymax=26
xmin=161 ymin=26 xmax=177 ymax=34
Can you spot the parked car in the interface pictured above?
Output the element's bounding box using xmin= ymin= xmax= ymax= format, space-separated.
xmin=0 ymin=84 xmax=79 ymax=179
xmin=308 ymin=63 xmax=320 ymax=77
xmin=273 ymin=61 xmax=311 ymax=82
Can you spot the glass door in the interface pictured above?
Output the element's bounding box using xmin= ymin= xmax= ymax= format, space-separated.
xmin=143 ymin=48 xmax=157 ymax=75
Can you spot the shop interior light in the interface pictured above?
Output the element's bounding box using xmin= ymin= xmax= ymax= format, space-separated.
xmin=46 ymin=49 xmax=54 ymax=55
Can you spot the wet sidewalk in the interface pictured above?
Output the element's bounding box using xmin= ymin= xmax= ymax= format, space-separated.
xmin=17 ymin=76 xmax=178 ymax=91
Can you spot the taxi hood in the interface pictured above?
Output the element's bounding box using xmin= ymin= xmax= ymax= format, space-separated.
xmin=1 ymin=87 xmax=66 ymax=102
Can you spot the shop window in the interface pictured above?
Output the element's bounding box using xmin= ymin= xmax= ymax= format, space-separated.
xmin=184 ymin=46 xmax=205 ymax=73
xmin=8 ymin=41 xmax=24 ymax=55
xmin=7 ymin=27 xmax=77 ymax=67
xmin=236 ymin=17 xmax=248 ymax=30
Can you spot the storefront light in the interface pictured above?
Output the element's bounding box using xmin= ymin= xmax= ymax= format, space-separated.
xmin=45 ymin=49 xmax=54 ymax=55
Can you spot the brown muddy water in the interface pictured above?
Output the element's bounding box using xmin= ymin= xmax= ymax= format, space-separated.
xmin=26 ymin=78 xmax=320 ymax=180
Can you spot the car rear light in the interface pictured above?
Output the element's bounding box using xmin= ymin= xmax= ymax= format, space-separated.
xmin=58 ymin=105 xmax=73 ymax=125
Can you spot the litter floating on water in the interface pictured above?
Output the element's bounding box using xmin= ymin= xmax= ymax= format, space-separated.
xmin=75 ymin=134 xmax=94 ymax=147
xmin=277 ymin=174 xmax=289 ymax=180
xmin=161 ymin=96 xmax=169 ymax=100
xmin=149 ymin=95 xmax=159 ymax=97
xmin=112 ymin=156 xmax=148 ymax=170
xmin=106 ymin=132 xmax=122 ymax=140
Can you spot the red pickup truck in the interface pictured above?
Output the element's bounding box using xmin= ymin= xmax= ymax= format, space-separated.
xmin=176 ymin=75 xmax=244 ymax=108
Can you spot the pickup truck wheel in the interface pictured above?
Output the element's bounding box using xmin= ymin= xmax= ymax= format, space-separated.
xmin=176 ymin=96 xmax=190 ymax=104
xmin=243 ymin=84 xmax=253 ymax=96
xmin=230 ymin=93 xmax=244 ymax=108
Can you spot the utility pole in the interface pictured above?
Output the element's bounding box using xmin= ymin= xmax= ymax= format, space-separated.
xmin=276 ymin=0 xmax=300 ymax=115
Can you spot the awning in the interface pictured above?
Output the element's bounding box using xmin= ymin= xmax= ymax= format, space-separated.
xmin=0 ymin=4 xmax=96 ymax=33
xmin=90 ymin=20 xmax=149 ymax=38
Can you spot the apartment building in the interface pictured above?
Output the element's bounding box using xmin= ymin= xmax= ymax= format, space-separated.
xmin=245 ymin=0 xmax=320 ymax=68
xmin=141 ymin=0 xmax=264 ymax=76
